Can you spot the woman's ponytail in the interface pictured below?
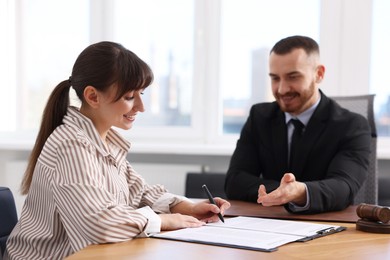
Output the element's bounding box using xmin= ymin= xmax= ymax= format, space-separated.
xmin=21 ymin=80 xmax=71 ymax=195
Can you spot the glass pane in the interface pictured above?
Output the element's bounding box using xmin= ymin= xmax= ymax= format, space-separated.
xmin=220 ymin=0 xmax=320 ymax=134
xmin=16 ymin=0 xmax=89 ymax=131
xmin=0 ymin=0 xmax=16 ymax=131
xmin=371 ymin=0 xmax=390 ymax=136
xmin=113 ymin=0 xmax=194 ymax=127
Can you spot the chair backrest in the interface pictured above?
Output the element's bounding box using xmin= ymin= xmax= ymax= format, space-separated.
xmin=378 ymin=177 xmax=390 ymax=206
xmin=185 ymin=172 xmax=227 ymax=199
xmin=331 ymin=94 xmax=378 ymax=205
xmin=0 ymin=187 xmax=18 ymax=256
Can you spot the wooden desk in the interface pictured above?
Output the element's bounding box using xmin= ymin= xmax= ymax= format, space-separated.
xmin=66 ymin=221 xmax=390 ymax=260
xmin=67 ymin=201 xmax=390 ymax=260
xmin=225 ymin=200 xmax=359 ymax=223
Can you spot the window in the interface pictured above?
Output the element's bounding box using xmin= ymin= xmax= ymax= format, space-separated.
xmin=1 ymin=0 xmax=389 ymax=156
xmin=112 ymin=0 xmax=194 ymax=128
xmin=220 ymin=0 xmax=320 ymax=134
xmin=0 ymin=0 xmax=89 ymax=133
xmin=371 ymin=0 xmax=390 ymax=136
xmin=0 ymin=0 xmax=16 ymax=131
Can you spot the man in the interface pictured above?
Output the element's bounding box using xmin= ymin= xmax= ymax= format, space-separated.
xmin=224 ymin=35 xmax=371 ymax=214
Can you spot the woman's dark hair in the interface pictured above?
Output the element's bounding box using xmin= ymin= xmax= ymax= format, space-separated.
xmin=21 ymin=41 xmax=153 ymax=194
xmin=270 ymin=35 xmax=320 ymax=56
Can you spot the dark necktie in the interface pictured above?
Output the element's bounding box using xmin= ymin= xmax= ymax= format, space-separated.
xmin=289 ymin=119 xmax=304 ymax=172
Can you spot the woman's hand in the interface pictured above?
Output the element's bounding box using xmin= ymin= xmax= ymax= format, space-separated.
xmin=171 ymin=198 xmax=231 ymax=224
xmin=159 ymin=213 xmax=205 ymax=231
xmin=191 ymin=198 xmax=231 ymax=223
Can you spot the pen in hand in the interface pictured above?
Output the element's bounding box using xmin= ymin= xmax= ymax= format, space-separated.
xmin=202 ymin=184 xmax=225 ymax=223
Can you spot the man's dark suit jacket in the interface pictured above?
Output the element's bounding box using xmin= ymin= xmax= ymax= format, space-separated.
xmin=225 ymin=91 xmax=371 ymax=214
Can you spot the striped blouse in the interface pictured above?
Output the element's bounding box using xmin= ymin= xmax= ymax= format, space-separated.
xmin=5 ymin=107 xmax=184 ymax=259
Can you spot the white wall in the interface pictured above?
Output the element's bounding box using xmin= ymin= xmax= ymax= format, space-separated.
xmin=1 ymin=161 xmax=26 ymax=216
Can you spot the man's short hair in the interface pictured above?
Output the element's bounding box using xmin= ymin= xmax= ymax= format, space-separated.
xmin=270 ymin=35 xmax=320 ymax=56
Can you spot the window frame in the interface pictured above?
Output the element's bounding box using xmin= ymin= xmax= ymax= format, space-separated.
xmin=1 ymin=0 xmax=390 ymax=159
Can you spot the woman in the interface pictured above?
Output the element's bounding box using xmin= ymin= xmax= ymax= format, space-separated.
xmin=5 ymin=41 xmax=230 ymax=259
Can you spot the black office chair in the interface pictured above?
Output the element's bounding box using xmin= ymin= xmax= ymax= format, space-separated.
xmin=378 ymin=177 xmax=390 ymax=206
xmin=185 ymin=172 xmax=227 ymax=199
xmin=0 ymin=187 xmax=18 ymax=257
xmin=331 ymin=94 xmax=378 ymax=205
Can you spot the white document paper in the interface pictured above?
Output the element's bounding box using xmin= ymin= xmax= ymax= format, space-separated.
xmin=152 ymin=216 xmax=344 ymax=252
xmin=208 ymin=216 xmax=341 ymax=236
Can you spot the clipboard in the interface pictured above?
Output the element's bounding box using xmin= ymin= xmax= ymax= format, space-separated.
xmin=151 ymin=216 xmax=346 ymax=252
xmin=296 ymin=226 xmax=347 ymax=242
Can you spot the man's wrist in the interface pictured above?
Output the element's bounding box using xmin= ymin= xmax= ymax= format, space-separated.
xmin=292 ymin=183 xmax=308 ymax=206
